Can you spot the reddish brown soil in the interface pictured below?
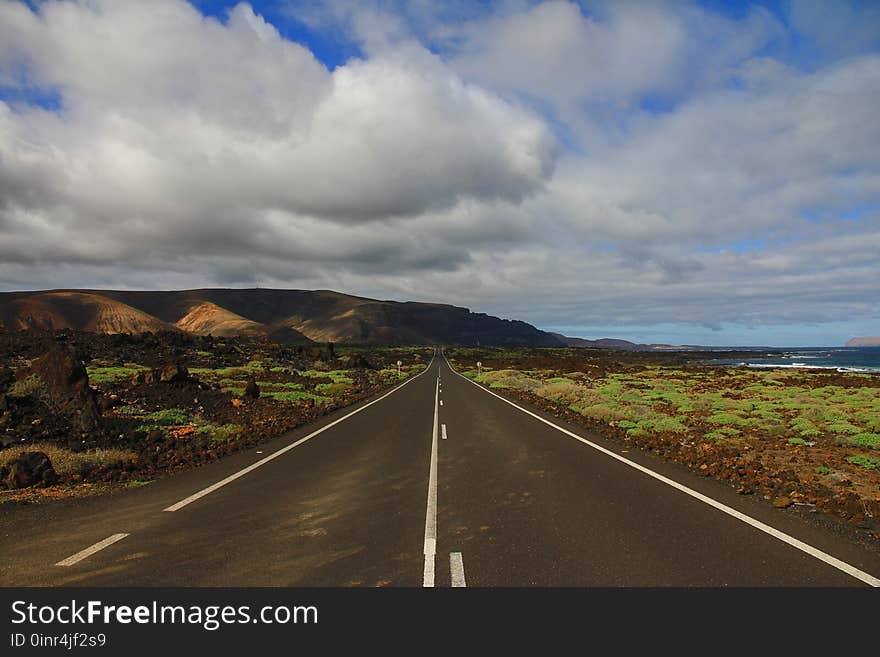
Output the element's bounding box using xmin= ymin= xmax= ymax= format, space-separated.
xmin=1 ymin=329 xmax=427 ymax=501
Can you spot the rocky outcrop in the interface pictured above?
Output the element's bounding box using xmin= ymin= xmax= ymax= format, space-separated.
xmin=158 ymin=362 xmax=189 ymax=383
xmin=343 ymin=354 xmax=375 ymax=370
xmin=27 ymin=344 xmax=100 ymax=432
xmin=1 ymin=451 xmax=58 ymax=489
xmin=243 ymin=376 xmax=260 ymax=399
xmin=134 ymin=362 xmax=190 ymax=384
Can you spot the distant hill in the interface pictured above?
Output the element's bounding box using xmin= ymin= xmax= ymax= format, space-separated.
xmin=0 ymin=288 xmax=566 ymax=347
xmin=0 ymin=291 xmax=173 ymax=335
xmin=549 ymin=333 xmax=641 ymax=349
xmin=846 ymin=336 xmax=880 ymax=347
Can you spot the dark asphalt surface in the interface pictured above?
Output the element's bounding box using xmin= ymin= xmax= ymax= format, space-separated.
xmin=2 ymin=351 xmax=879 ymax=587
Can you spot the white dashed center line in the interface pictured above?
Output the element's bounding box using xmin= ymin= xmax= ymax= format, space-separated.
xmin=56 ymin=533 xmax=130 ymax=567
xmin=450 ymin=552 xmax=466 ymax=587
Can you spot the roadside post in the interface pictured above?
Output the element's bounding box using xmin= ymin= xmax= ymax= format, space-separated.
xmin=477 ymin=361 xmax=482 ymax=376
xmin=397 ymin=360 xmax=402 ymax=377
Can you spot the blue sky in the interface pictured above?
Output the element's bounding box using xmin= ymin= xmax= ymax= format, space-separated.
xmin=1 ymin=0 xmax=879 ymax=346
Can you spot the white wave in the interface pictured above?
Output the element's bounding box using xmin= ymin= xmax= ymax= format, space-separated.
xmin=745 ymin=363 xmax=827 ymax=369
xmin=744 ymin=363 xmax=880 ymax=372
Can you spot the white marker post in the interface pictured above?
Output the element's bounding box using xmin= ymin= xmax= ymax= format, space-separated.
xmin=477 ymin=361 xmax=482 ymax=376
xmin=397 ymin=360 xmax=402 ymax=377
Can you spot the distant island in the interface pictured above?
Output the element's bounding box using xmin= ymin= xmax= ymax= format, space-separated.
xmin=846 ymin=336 xmax=880 ymax=347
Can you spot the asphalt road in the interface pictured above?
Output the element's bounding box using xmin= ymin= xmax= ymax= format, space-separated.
xmin=2 ymin=350 xmax=879 ymax=587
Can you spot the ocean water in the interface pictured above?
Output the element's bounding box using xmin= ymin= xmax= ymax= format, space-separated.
xmin=708 ymin=346 xmax=880 ymax=373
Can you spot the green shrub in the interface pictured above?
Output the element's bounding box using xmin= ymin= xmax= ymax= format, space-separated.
xmin=6 ymin=374 xmax=44 ymax=399
xmin=847 ymin=455 xmax=880 ymax=470
xmin=598 ymin=381 xmax=624 ymax=398
xmin=142 ymin=408 xmax=189 ymax=425
xmin=848 ymin=433 xmax=880 ymax=449
xmin=315 ymin=382 xmax=351 ymax=396
xmin=648 ymin=416 xmax=689 ymax=434
xmin=481 ymin=370 xmax=541 ymax=392
xmin=135 ymin=423 xmax=166 ymax=434
xmin=299 ymin=369 xmax=354 ymax=384
xmin=263 ymin=390 xmax=331 ymax=404
xmin=198 ymin=424 xmax=243 ymax=441
xmin=114 ymin=405 xmax=142 ymax=416
xmin=381 ymin=368 xmax=408 ymax=381
xmin=706 ymin=427 xmax=741 ymax=441
xmin=828 ymin=421 xmax=862 ymax=436
xmin=87 ymin=366 xmax=147 ymax=384
xmin=789 ymin=417 xmax=820 ymax=437
xmin=580 ymin=404 xmax=629 ymax=423
xmin=536 ymin=381 xmax=600 ymax=407
xmin=751 ymin=403 xmax=783 ymax=420
xmin=854 ymin=412 xmax=880 ymax=433
xmin=706 ymin=412 xmax=752 ymax=427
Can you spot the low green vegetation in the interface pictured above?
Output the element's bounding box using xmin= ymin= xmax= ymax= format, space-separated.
xmin=849 ymin=433 xmax=880 ymax=449
xmin=261 ymin=390 xmax=331 ymax=403
xmin=314 ymin=382 xmax=351 ymax=395
xmin=193 ymin=358 xmax=361 ymax=404
xmin=114 ymin=405 xmax=142 ymax=416
xmin=142 ymin=408 xmax=189 ymax=425
xmin=0 ymin=443 xmax=136 ymax=477
xmin=197 ymin=424 xmax=243 ymax=441
xmin=463 ymin=362 xmax=880 ymax=453
xmin=847 ymin=455 xmax=880 ymax=470
xmin=87 ymin=365 xmax=148 ymax=384
xmin=135 ymin=408 xmax=189 ymax=433
xmin=300 ymin=370 xmax=354 ymax=384
xmin=6 ymin=374 xmax=43 ymax=399
xmin=258 ymin=381 xmax=303 ymax=390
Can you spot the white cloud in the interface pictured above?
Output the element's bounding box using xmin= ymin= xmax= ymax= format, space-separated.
xmin=436 ymin=0 xmax=784 ymax=147
xmin=0 ymin=0 xmax=555 ymax=230
xmin=541 ymin=53 xmax=880 ymax=246
xmin=449 ymin=1 xmax=687 ymax=107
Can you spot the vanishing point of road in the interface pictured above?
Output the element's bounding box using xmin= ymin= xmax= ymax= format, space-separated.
xmin=2 ymin=350 xmax=879 ymax=587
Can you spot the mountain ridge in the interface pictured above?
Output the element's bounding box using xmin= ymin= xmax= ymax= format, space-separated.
xmin=0 ymin=288 xmax=564 ymax=347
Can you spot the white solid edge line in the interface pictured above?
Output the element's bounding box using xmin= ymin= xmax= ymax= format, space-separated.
xmin=423 ymin=375 xmax=440 ymax=587
xmin=450 ymin=552 xmax=466 ymax=587
xmin=56 ymin=533 xmax=130 ymax=567
xmin=444 ymin=356 xmax=880 ymax=587
xmin=164 ymin=354 xmax=436 ymax=512
xmin=442 ymin=424 xmax=447 ymax=440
